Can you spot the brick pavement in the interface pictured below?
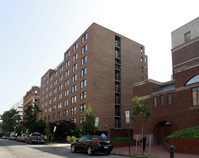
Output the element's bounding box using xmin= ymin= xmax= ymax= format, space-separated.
xmin=112 ymin=145 xmax=199 ymax=158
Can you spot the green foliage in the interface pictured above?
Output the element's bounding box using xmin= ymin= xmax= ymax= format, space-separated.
xmin=23 ymin=104 xmax=43 ymax=133
xmin=15 ymin=122 xmax=26 ymax=135
xmin=72 ymin=127 xmax=82 ymax=137
xmin=81 ymin=106 xmax=98 ymax=135
xmin=168 ymin=126 xmax=199 ymax=138
xmin=129 ymin=153 xmax=157 ymax=158
xmin=111 ymin=137 xmax=135 ymax=141
xmin=132 ymin=97 xmax=152 ymax=123
xmin=1 ymin=109 xmax=21 ymax=134
xmin=66 ymin=136 xmax=77 ymax=143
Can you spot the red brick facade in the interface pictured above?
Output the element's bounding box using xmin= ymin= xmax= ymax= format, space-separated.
xmin=39 ymin=23 xmax=148 ymax=135
xmin=132 ymin=18 xmax=199 ymax=144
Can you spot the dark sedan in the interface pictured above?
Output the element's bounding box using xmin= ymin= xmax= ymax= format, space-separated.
xmin=71 ymin=135 xmax=113 ymax=156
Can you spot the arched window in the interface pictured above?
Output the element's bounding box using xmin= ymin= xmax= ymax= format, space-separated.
xmin=185 ymin=74 xmax=199 ymax=86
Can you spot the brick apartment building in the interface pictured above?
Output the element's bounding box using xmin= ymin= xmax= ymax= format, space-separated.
xmin=23 ymin=86 xmax=40 ymax=120
xmin=133 ymin=17 xmax=199 ymax=144
xmin=40 ymin=23 xmax=148 ymax=136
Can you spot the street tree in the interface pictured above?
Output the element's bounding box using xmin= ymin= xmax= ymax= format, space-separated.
xmin=81 ymin=106 xmax=98 ymax=135
xmin=1 ymin=109 xmax=21 ymax=134
xmin=132 ymin=96 xmax=152 ymax=135
xmin=23 ymin=104 xmax=42 ymax=133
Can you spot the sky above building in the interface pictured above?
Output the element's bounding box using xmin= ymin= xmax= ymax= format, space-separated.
xmin=0 ymin=0 xmax=198 ymax=115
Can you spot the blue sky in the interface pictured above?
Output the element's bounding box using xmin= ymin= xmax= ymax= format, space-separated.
xmin=0 ymin=0 xmax=198 ymax=115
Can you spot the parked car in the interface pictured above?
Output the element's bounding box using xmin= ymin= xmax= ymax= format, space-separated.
xmin=16 ymin=136 xmax=22 ymax=142
xmin=2 ymin=135 xmax=9 ymax=139
xmin=9 ymin=135 xmax=17 ymax=140
xmin=21 ymin=134 xmax=28 ymax=143
xmin=71 ymin=135 xmax=113 ymax=156
xmin=27 ymin=133 xmax=44 ymax=144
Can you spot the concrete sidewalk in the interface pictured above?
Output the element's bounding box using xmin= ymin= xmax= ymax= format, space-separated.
xmin=112 ymin=145 xmax=199 ymax=158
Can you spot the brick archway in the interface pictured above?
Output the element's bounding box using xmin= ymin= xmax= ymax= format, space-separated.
xmin=153 ymin=121 xmax=175 ymax=144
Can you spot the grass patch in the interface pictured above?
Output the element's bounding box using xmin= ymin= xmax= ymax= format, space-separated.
xmin=167 ymin=126 xmax=199 ymax=138
xmin=128 ymin=153 xmax=157 ymax=158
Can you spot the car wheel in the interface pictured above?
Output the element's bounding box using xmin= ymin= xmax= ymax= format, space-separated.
xmin=105 ymin=151 xmax=110 ymax=155
xmin=87 ymin=146 xmax=93 ymax=156
xmin=71 ymin=145 xmax=76 ymax=153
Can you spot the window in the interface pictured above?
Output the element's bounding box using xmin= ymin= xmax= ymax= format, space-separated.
xmin=50 ymin=76 xmax=53 ymax=81
xmin=65 ymin=60 xmax=70 ymax=68
xmin=52 ymin=113 xmax=55 ymax=119
xmin=64 ymin=110 xmax=68 ymax=116
xmin=153 ymin=97 xmax=157 ymax=107
xmin=65 ymin=89 xmax=69 ymax=96
xmin=80 ymin=104 xmax=86 ymax=112
xmin=80 ymin=91 xmax=86 ymax=100
xmin=49 ymin=83 xmax=52 ymax=89
xmin=46 ymin=73 xmax=49 ymax=78
xmin=42 ymin=90 xmax=44 ymax=94
xmin=53 ymin=105 xmax=56 ymax=110
xmin=48 ymin=115 xmax=51 ymax=121
xmin=45 ymin=87 xmax=48 ymax=92
xmin=54 ymin=71 xmax=57 ymax=77
xmin=64 ymin=99 xmax=69 ymax=106
xmin=42 ymin=83 xmax=45 ymax=88
xmin=115 ymin=118 xmax=121 ymax=128
xmin=115 ymin=36 xmax=120 ymax=47
xmin=45 ymin=101 xmax=47 ymax=106
xmin=42 ymin=76 xmax=45 ymax=81
xmin=115 ymin=94 xmax=120 ymax=104
xmin=71 ymin=118 xmax=76 ymax=123
xmin=57 ymin=112 xmax=61 ymax=118
xmin=49 ymin=99 xmax=52 ymax=105
xmin=81 ymin=79 xmax=87 ymax=88
xmin=160 ymin=95 xmax=164 ymax=105
xmin=81 ymin=56 xmax=87 ymax=65
xmin=42 ymin=97 xmax=44 ymax=102
xmin=53 ymin=96 xmax=56 ymax=102
xmin=73 ymin=43 xmax=78 ymax=52
xmin=41 ymin=104 xmax=44 ymax=108
xmin=192 ymin=87 xmax=199 ymax=107
xmin=66 ymin=51 xmax=70 ymax=59
xmin=81 ymin=44 xmax=87 ymax=54
xmin=80 ymin=116 xmax=86 ymax=123
xmin=49 ymin=91 xmax=52 ymax=97
xmin=46 ymin=80 xmax=48 ymax=85
xmin=72 ymin=63 xmax=77 ymax=72
xmin=65 ymin=79 xmax=69 ymax=87
xmin=72 ymin=85 xmax=77 ymax=93
xmin=58 ymin=93 xmax=62 ymax=100
xmin=73 ymin=53 xmax=78 ymax=62
xmin=72 ymin=96 xmax=77 ymax=104
xmin=82 ymin=33 xmax=88 ymax=43
xmin=54 ymin=80 xmax=57 ymax=86
xmin=59 ymin=66 xmax=63 ymax=74
xmin=48 ymin=107 xmax=51 ymax=112
xmin=59 ymin=75 xmax=63 ymax=82
xmin=58 ymin=84 xmax=63 ymax=91
xmin=184 ymin=31 xmax=191 ymax=43
xmin=58 ymin=102 xmax=62 ymax=109
xmin=65 ymin=70 xmax=69 ymax=77
xmin=168 ymin=93 xmax=172 ymax=104
xmin=53 ymin=88 xmax=57 ymax=94
xmin=72 ymin=74 xmax=77 ymax=82
xmin=71 ymin=107 xmax=76 ymax=115
xmin=81 ymin=67 xmax=87 ymax=77
xmin=115 ymin=49 xmax=120 ymax=58
xmin=44 ymin=109 xmax=47 ymax=113
xmin=115 ymin=70 xmax=120 ymax=81
xmin=185 ymin=74 xmax=199 ymax=86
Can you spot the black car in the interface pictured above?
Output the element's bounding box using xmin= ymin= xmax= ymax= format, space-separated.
xmin=71 ymin=135 xmax=113 ymax=156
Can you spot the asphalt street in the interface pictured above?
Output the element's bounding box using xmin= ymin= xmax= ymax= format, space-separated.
xmin=0 ymin=139 xmax=127 ymax=158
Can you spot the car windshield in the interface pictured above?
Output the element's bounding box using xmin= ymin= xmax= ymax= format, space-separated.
xmin=90 ymin=135 xmax=105 ymax=141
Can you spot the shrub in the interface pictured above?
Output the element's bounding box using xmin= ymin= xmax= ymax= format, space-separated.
xmin=66 ymin=136 xmax=77 ymax=143
xmin=168 ymin=126 xmax=199 ymax=138
xmin=111 ymin=137 xmax=135 ymax=141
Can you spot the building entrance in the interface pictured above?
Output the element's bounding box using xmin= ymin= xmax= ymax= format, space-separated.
xmin=153 ymin=121 xmax=173 ymax=144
